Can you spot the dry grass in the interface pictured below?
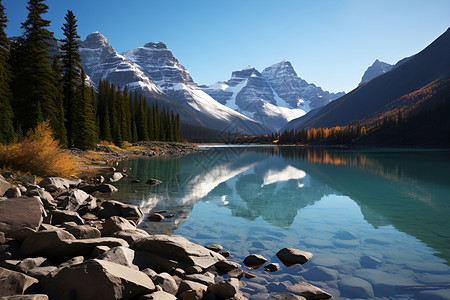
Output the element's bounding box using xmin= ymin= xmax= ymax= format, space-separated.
xmin=0 ymin=121 xmax=78 ymax=178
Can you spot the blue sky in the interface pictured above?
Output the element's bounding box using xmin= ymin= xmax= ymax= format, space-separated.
xmin=3 ymin=0 xmax=450 ymax=92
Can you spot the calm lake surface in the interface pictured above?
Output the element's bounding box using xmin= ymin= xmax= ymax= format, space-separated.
xmin=115 ymin=147 xmax=450 ymax=299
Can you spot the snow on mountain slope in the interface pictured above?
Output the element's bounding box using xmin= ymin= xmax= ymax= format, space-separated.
xmin=80 ymin=32 xmax=162 ymax=95
xmin=123 ymin=42 xmax=269 ymax=134
xmin=201 ymin=64 xmax=323 ymax=131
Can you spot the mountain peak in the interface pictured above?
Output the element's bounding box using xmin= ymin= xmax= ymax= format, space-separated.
xmin=262 ymin=60 xmax=298 ymax=79
xmin=143 ymin=42 xmax=168 ymax=49
xmin=359 ymin=59 xmax=394 ymax=86
xmin=83 ymin=32 xmax=111 ymax=49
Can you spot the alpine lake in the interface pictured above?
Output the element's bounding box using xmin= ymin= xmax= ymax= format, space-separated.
xmin=113 ymin=146 xmax=450 ymax=299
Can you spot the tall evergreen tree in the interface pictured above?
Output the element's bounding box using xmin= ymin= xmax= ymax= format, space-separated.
xmin=0 ymin=0 xmax=15 ymax=144
xmin=72 ymin=70 xmax=97 ymax=149
xmin=51 ymin=56 xmax=68 ymax=147
xmin=60 ymin=10 xmax=81 ymax=147
xmin=10 ymin=0 xmax=60 ymax=134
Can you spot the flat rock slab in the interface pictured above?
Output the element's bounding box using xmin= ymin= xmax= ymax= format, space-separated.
xmin=286 ymin=281 xmax=332 ymax=299
xmin=0 ymin=295 xmax=49 ymax=300
xmin=133 ymin=235 xmax=224 ymax=269
xmin=20 ymin=229 xmax=128 ymax=259
xmin=0 ymin=196 xmax=43 ymax=234
xmin=100 ymin=200 xmax=142 ymax=221
xmin=276 ymin=248 xmax=313 ymax=265
xmin=0 ymin=267 xmax=39 ymax=296
xmin=43 ymin=259 xmax=155 ymax=300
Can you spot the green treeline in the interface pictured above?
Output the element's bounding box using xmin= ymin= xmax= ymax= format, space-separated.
xmin=0 ymin=0 xmax=180 ymax=149
xmin=97 ymin=80 xmax=181 ymax=146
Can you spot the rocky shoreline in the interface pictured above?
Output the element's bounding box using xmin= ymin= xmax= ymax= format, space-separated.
xmin=0 ymin=153 xmax=333 ymax=299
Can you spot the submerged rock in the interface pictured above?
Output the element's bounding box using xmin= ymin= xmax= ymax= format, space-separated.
xmin=287 ymin=281 xmax=332 ymax=299
xmin=276 ymin=248 xmax=313 ymax=265
xmin=244 ymin=254 xmax=268 ymax=268
xmin=145 ymin=179 xmax=162 ymax=186
xmin=147 ymin=213 xmax=164 ymax=222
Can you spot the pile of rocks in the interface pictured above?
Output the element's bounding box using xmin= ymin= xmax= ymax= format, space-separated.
xmin=0 ymin=173 xmax=332 ymax=299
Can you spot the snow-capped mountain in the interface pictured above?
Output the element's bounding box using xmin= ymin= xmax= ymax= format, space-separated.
xmin=79 ymin=32 xmax=269 ymax=135
xmin=80 ymin=32 xmax=162 ymax=96
xmin=122 ymin=42 xmax=269 ymax=135
xmin=358 ymin=59 xmax=393 ymax=86
xmin=201 ymin=61 xmax=345 ymax=131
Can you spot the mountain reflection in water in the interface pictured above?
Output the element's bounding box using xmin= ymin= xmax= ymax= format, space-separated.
xmin=115 ymin=147 xmax=450 ymax=264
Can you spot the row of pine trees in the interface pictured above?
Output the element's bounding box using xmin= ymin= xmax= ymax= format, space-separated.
xmin=0 ymin=0 xmax=181 ymax=149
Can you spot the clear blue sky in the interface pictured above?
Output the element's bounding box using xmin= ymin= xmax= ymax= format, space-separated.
xmin=3 ymin=0 xmax=450 ymax=93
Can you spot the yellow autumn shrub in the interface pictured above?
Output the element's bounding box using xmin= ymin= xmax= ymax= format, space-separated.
xmin=0 ymin=121 xmax=78 ymax=178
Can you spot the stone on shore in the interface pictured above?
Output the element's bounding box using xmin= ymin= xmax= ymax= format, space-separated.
xmin=215 ymin=260 xmax=242 ymax=273
xmin=140 ymin=291 xmax=176 ymax=300
xmin=244 ymin=254 xmax=268 ymax=268
xmin=276 ymin=248 xmax=313 ymax=265
xmin=102 ymin=216 xmax=136 ymax=236
xmin=20 ymin=229 xmax=128 ymax=259
xmin=95 ymin=184 xmax=118 ymax=193
xmin=42 ymin=259 xmax=156 ymax=300
xmin=286 ymin=281 xmax=332 ymax=299
xmin=185 ymin=273 xmax=215 ymax=286
xmin=207 ymin=278 xmax=240 ymax=299
xmin=111 ymin=229 xmax=149 ymax=244
xmin=0 ymin=196 xmax=43 ymax=234
xmin=58 ymin=190 xmax=90 ymax=211
xmin=99 ymin=200 xmax=143 ymax=220
xmin=0 ymin=267 xmax=39 ymax=296
xmin=178 ymin=280 xmax=208 ymax=298
xmin=61 ymin=223 xmax=101 ymax=239
xmin=269 ymin=293 xmax=307 ymax=300
xmin=98 ymin=246 xmax=138 ymax=270
xmin=5 ymin=187 xmax=21 ymax=198
xmin=38 ymin=177 xmax=79 ymax=196
xmin=106 ymin=172 xmax=123 ymax=183
xmin=132 ymin=235 xmax=225 ymax=269
xmin=153 ymin=272 xmax=178 ymax=295
xmin=48 ymin=209 xmax=84 ymax=225
xmin=204 ymin=244 xmax=223 ymax=252
xmin=17 ymin=175 xmax=37 ymax=186
xmin=14 ymin=257 xmax=49 ymax=273
xmin=0 ymin=178 xmax=13 ymax=197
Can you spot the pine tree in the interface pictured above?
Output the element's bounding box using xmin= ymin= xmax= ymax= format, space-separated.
xmin=72 ymin=70 xmax=97 ymax=149
xmin=51 ymin=56 xmax=68 ymax=147
xmin=102 ymin=106 xmax=112 ymax=142
xmin=0 ymin=0 xmax=15 ymax=144
xmin=60 ymin=10 xmax=81 ymax=147
xmin=11 ymin=0 xmax=60 ymax=134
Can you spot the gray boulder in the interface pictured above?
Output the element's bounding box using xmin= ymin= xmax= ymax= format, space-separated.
xmin=286 ymin=281 xmax=332 ymax=299
xmin=204 ymin=244 xmax=223 ymax=252
xmin=215 ymin=260 xmax=242 ymax=273
xmin=100 ymin=200 xmax=143 ymax=220
xmin=7 ymin=227 xmax=36 ymax=243
xmin=185 ymin=273 xmax=215 ymax=286
xmin=132 ymin=235 xmax=225 ymax=269
xmin=276 ymin=248 xmax=313 ymax=265
xmin=177 ymin=280 xmax=207 ymax=298
xmin=106 ymin=172 xmax=123 ymax=183
xmin=0 ymin=267 xmax=38 ymax=296
xmin=26 ymin=266 xmax=58 ymax=280
xmin=59 ymin=189 xmax=90 ymax=211
xmin=269 ymin=293 xmax=307 ymax=300
xmin=49 ymin=209 xmax=84 ymax=225
xmin=102 ymin=216 xmax=136 ymax=236
xmin=61 ymin=223 xmax=101 ymax=239
xmin=38 ymin=177 xmax=79 ymax=196
xmin=264 ymin=263 xmax=280 ymax=272
xmin=42 ymin=259 xmax=155 ymax=300
xmin=20 ymin=229 xmax=128 ymax=259
xmin=98 ymin=246 xmax=138 ymax=270
xmin=5 ymin=187 xmax=21 ymax=198
xmin=0 ymin=196 xmax=43 ymax=234
xmin=0 ymin=178 xmax=13 ymax=197
xmin=140 ymin=291 xmax=176 ymax=300
xmin=243 ymin=254 xmax=268 ymax=268
xmin=111 ymin=229 xmax=149 ymax=244
xmin=95 ymin=184 xmax=118 ymax=193
xmin=147 ymin=213 xmax=164 ymax=222
xmin=16 ymin=175 xmax=37 ymax=186
xmin=153 ymin=272 xmax=178 ymax=295
xmin=15 ymin=257 xmax=49 ymax=273
xmin=207 ymin=278 xmax=240 ymax=299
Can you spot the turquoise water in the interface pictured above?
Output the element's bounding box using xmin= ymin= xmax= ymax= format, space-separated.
xmin=115 ymin=147 xmax=450 ymax=299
